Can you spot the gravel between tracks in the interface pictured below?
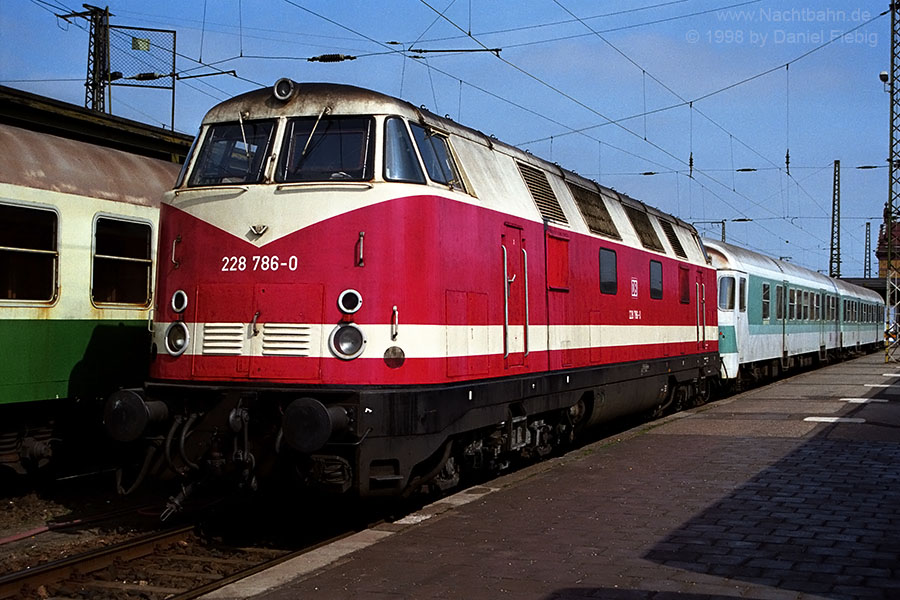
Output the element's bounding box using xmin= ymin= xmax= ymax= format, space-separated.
xmin=0 ymin=484 xmax=152 ymax=576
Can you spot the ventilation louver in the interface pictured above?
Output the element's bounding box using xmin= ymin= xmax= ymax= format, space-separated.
xmin=623 ymin=205 xmax=665 ymax=253
xmin=567 ymin=183 xmax=620 ymax=239
xmin=659 ymin=220 xmax=687 ymax=258
xmin=517 ymin=162 xmax=568 ymax=225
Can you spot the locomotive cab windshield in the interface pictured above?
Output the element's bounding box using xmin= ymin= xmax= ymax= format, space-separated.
xmin=184 ymin=107 xmax=467 ymax=193
xmin=276 ymin=116 xmax=375 ymax=182
xmin=188 ymin=120 xmax=275 ymax=186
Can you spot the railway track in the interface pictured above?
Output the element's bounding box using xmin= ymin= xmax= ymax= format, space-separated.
xmin=0 ymin=523 xmax=323 ymax=600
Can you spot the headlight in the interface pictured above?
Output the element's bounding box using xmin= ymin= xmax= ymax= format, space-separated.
xmin=171 ymin=289 xmax=188 ymax=313
xmin=328 ymin=323 xmax=366 ymax=360
xmin=165 ymin=321 xmax=190 ymax=356
xmin=337 ymin=289 xmax=363 ymax=314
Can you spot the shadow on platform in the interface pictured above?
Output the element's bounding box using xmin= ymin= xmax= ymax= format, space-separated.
xmin=643 ymin=401 xmax=900 ymax=599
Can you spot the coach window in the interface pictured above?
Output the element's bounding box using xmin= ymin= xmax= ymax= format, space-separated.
xmin=599 ymin=248 xmax=617 ymax=295
xmin=650 ymin=260 xmax=663 ymax=300
xmin=0 ymin=203 xmax=57 ymax=302
xmin=762 ymin=283 xmax=770 ymax=321
xmin=92 ymin=217 xmax=152 ymax=305
xmin=278 ymin=116 xmax=375 ymax=182
xmin=739 ymin=277 xmax=747 ymax=312
xmin=384 ymin=117 xmax=426 ymax=183
xmin=802 ymin=291 xmax=810 ymax=320
xmin=189 ymin=120 xmax=275 ymax=186
xmin=410 ymin=123 xmax=466 ymax=192
xmin=789 ymin=289 xmax=796 ymax=320
xmin=718 ymin=276 xmax=734 ymax=310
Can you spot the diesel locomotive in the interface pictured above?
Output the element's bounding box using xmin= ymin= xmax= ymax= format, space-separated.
xmin=103 ymin=80 xmax=721 ymax=502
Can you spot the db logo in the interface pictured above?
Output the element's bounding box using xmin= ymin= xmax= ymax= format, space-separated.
xmin=631 ymin=278 xmax=639 ymax=298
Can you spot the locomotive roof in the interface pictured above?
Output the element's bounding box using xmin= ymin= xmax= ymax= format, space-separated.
xmin=202 ymin=80 xmax=695 ymax=233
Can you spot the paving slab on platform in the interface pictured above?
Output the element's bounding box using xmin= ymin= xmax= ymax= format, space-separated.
xmin=205 ymin=353 xmax=900 ymax=600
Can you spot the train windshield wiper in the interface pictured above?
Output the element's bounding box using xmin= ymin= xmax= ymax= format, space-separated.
xmin=301 ymin=106 xmax=331 ymax=158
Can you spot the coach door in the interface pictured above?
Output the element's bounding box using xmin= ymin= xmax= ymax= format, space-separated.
xmin=502 ymin=224 xmax=527 ymax=367
xmin=817 ymin=290 xmax=826 ymax=359
xmin=735 ymin=274 xmax=749 ymax=360
xmin=781 ymin=282 xmax=789 ymax=367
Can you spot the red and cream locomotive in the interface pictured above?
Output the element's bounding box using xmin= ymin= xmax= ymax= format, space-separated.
xmin=104 ymin=80 xmax=718 ymax=503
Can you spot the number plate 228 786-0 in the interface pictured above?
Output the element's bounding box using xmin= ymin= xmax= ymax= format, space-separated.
xmin=221 ymin=255 xmax=298 ymax=272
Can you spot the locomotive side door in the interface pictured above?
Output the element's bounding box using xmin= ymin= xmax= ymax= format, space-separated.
xmin=696 ymin=269 xmax=708 ymax=350
xmin=501 ymin=224 xmax=526 ymax=367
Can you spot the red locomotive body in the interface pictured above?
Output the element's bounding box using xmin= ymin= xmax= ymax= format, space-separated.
xmin=105 ymin=81 xmax=718 ymax=501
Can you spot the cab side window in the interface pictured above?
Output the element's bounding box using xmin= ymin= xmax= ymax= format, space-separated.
xmin=409 ymin=123 xmax=466 ymax=192
xmin=384 ymin=117 xmax=425 ymax=183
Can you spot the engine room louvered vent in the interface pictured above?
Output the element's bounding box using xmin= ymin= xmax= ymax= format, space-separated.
xmin=659 ymin=220 xmax=687 ymax=259
xmin=623 ymin=205 xmax=665 ymax=253
xmin=567 ymin=183 xmax=621 ymax=239
xmin=262 ymin=323 xmax=312 ymax=356
xmin=202 ymin=323 xmax=244 ymax=355
xmin=517 ymin=162 xmax=568 ymax=225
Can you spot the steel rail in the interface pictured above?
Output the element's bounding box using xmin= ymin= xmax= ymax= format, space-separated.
xmin=0 ymin=525 xmax=193 ymax=599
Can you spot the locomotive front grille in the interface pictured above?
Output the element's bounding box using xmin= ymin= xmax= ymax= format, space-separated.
xmin=262 ymin=323 xmax=312 ymax=356
xmin=202 ymin=323 xmax=245 ymax=355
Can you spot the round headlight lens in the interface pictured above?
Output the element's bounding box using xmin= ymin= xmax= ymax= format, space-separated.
xmin=171 ymin=289 xmax=188 ymax=313
xmin=165 ymin=321 xmax=190 ymax=356
xmin=328 ymin=323 xmax=366 ymax=360
xmin=337 ymin=289 xmax=363 ymax=314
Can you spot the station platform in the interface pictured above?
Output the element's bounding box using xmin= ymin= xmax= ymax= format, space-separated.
xmin=206 ymin=353 xmax=900 ymax=600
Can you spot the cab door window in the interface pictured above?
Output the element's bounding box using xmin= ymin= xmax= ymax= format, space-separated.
xmin=718 ymin=276 xmax=735 ymax=310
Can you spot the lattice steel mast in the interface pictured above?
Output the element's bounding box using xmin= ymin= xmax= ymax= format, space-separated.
xmin=887 ymin=3 xmax=900 ymax=362
xmin=865 ymin=222 xmax=872 ymax=278
xmin=58 ymin=5 xmax=112 ymax=113
xmin=830 ymin=160 xmax=841 ymax=278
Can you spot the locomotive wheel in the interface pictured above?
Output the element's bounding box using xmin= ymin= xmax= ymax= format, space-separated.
xmin=648 ymin=386 xmax=676 ymax=419
xmin=691 ymin=379 xmax=711 ymax=407
xmin=432 ymin=455 xmax=461 ymax=492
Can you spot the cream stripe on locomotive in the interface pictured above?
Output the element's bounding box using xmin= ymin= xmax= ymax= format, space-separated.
xmin=156 ymin=321 xmax=718 ymax=359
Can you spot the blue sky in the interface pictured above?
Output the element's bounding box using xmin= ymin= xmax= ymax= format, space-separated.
xmin=1 ymin=1 xmax=891 ymax=275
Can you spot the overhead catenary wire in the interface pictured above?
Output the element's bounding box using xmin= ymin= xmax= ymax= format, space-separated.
xmin=412 ymin=0 xmax=838 ymax=252
xmin=25 ymin=0 xmax=878 ymax=272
